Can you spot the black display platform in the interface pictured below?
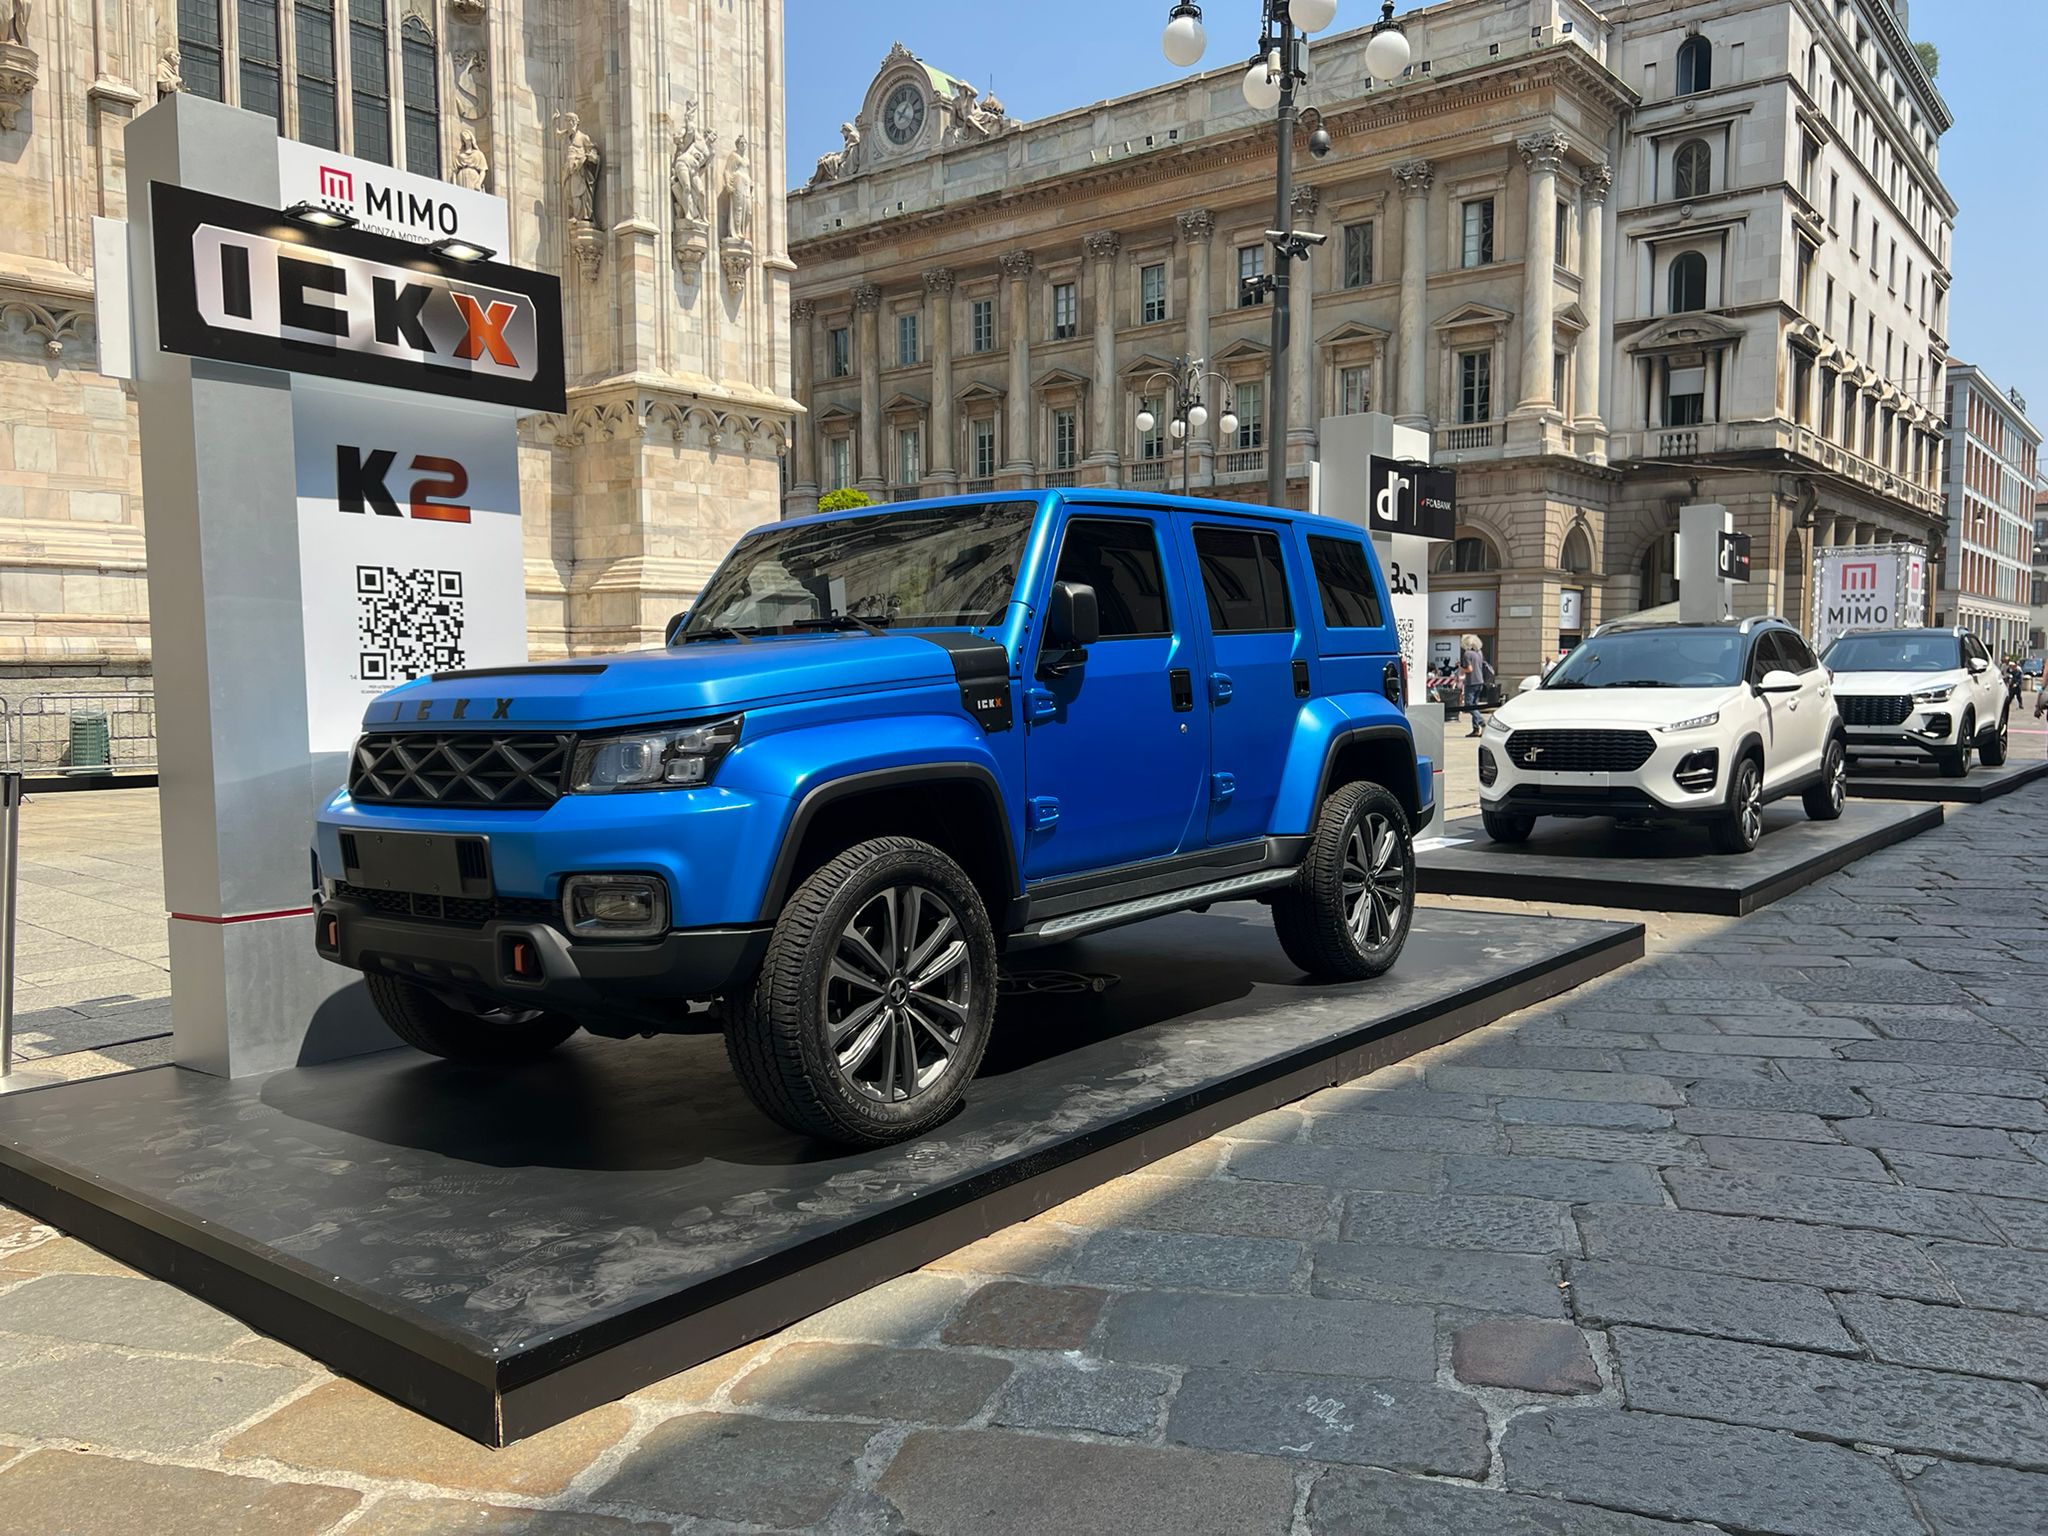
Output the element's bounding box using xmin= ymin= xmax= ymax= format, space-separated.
xmin=1847 ymin=754 xmax=2048 ymax=804
xmin=1418 ymin=798 xmax=1943 ymax=916
xmin=0 ymin=907 xmax=1638 ymax=1445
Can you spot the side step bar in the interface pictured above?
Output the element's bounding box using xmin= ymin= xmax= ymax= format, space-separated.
xmin=1029 ymin=867 xmax=1297 ymax=942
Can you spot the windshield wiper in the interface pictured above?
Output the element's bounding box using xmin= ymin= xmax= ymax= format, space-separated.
xmin=679 ymin=624 xmax=760 ymax=644
xmin=792 ymin=613 xmax=890 ymax=636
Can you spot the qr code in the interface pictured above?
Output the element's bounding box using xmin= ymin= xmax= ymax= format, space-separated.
xmin=356 ymin=566 xmax=465 ymax=682
xmin=1395 ymin=614 xmax=1417 ymax=664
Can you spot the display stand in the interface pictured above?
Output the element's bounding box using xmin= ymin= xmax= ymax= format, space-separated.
xmin=1847 ymin=755 xmax=2048 ymax=804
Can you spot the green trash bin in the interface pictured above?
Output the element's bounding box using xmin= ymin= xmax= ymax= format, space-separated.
xmin=67 ymin=712 xmax=110 ymax=770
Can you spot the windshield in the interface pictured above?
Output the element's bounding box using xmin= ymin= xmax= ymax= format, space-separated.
xmin=684 ymin=502 xmax=1035 ymax=637
xmin=1544 ymin=627 xmax=1743 ymax=690
xmin=1822 ymin=632 xmax=1961 ymax=673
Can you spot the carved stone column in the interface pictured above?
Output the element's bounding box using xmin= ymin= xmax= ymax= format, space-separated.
xmin=1573 ymin=164 xmax=1612 ymax=465
xmin=1177 ymin=209 xmax=1216 ymax=478
xmin=1393 ymin=161 xmax=1433 ymax=429
xmin=1510 ymin=131 xmax=1569 ymax=449
xmin=1085 ymin=232 xmax=1122 ymax=478
xmin=1000 ymin=252 xmax=1035 ymax=482
xmin=853 ymin=283 xmax=884 ymax=492
xmin=790 ymin=298 xmax=819 ymax=502
xmin=1287 ymin=186 xmax=1320 ymax=477
xmin=925 ymin=268 xmax=957 ymax=485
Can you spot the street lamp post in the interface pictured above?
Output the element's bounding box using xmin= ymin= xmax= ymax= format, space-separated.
xmin=1161 ymin=2 xmax=1410 ymax=506
xmin=1136 ymin=356 xmax=1238 ymax=495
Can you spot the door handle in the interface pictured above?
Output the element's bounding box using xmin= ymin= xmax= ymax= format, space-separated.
xmin=1292 ymin=658 xmax=1311 ymax=698
xmin=1210 ymin=772 xmax=1236 ymax=803
xmin=1209 ymin=672 xmax=1234 ymax=705
xmin=1169 ymin=669 xmax=1194 ymax=712
xmin=1025 ymin=686 xmax=1059 ymax=723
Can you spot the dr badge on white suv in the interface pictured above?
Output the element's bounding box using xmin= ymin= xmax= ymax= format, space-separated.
xmin=1477 ymin=617 xmax=1847 ymax=855
xmin=1820 ymin=627 xmax=2010 ymax=778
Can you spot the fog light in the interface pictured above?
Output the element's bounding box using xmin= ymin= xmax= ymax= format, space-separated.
xmin=561 ymin=874 xmax=670 ymax=940
xmin=1477 ymin=747 xmax=1497 ymax=787
xmin=1918 ymin=713 xmax=1951 ymax=738
xmin=1675 ymin=748 xmax=1720 ymax=793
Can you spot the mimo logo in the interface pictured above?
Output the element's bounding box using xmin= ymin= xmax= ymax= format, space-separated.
xmin=317 ymin=165 xmax=355 ymax=204
xmin=1841 ymin=562 xmax=1880 ymax=592
xmin=337 ymin=446 xmax=470 ymax=523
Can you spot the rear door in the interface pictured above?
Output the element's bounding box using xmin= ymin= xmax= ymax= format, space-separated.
xmin=1748 ymin=631 xmax=1797 ymax=791
xmin=1776 ymin=628 xmax=1832 ymax=776
xmin=1177 ymin=516 xmax=1308 ymax=846
xmin=1021 ymin=510 xmax=1210 ymax=879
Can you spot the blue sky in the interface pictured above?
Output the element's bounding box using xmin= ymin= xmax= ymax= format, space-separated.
xmin=786 ymin=0 xmax=2048 ymax=432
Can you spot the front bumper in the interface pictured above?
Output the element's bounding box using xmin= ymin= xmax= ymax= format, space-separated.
xmin=1478 ymin=729 xmax=1726 ymax=821
xmin=1838 ymin=702 xmax=1962 ymax=759
xmin=315 ymin=893 xmax=769 ymax=1020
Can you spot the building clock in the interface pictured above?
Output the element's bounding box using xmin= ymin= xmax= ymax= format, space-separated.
xmin=883 ymin=82 xmax=927 ymax=146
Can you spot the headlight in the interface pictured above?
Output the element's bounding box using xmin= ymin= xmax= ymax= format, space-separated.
xmin=561 ymin=874 xmax=670 ymax=939
xmin=1483 ymin=714 xmax=1509 ymax=735
xmin=1659 ymin=712 xmax=1720 ymax=732
xmin=569 ymin=715 xmax=743 ymax=793
xmin=1911 ymin=684 xmax=1953 ymax=703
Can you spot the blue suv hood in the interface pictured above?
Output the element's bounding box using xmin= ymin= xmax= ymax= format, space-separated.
xmin=361 ymin=634 xmax=972 ymax=731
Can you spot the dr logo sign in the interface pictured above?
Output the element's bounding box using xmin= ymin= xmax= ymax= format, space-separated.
xmin=150 ymin=183 xmax=565 ymax=413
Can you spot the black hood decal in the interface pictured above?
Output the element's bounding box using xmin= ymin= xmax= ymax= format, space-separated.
xmin=917 ymin=633 xmax=1014 ymax=732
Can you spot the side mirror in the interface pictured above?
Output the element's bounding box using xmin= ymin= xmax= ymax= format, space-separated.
xmin=1041 ymin=581 xmax=1099 ymax=676
xmin=1759 ymin=668 xmax=1802 ymax=695
xmin=664 ymin=610 xmax=689 ymax=645
xmin=1518 ymin=675 xmax=1541 ymax=694
xmin=1967 ymin=657 xmax=1988 ymax=674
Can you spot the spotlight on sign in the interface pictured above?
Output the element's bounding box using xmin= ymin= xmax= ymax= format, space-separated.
xmin=284 ymin=201 xmax=359 ymax=230
xmin=432 ymin=236 xmax=497 ymax=264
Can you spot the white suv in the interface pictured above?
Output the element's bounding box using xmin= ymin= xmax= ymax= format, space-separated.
xmin=1478 ymin=617 xmax=1846 ymax=854
xmin=1821 ymin=627 xmax=2009 ymax=777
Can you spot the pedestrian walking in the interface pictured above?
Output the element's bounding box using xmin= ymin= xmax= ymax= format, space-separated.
xmin=1462 ymin=632 xmax=1493 ymax=737
xmin=2005 ymin=659 xmax=2024 ymax=714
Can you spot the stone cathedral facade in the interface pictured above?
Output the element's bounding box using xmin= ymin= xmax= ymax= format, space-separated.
xmin=0 ymin=0 xmax=795 ymax=760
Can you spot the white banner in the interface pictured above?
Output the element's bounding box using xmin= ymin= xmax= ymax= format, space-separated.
xmin=1430 ymin=587 xmax=1497 ymax=633
xmin=277 ymin=140 xmax=510 ymax=252
xmin=1811 ymin=544 xmax=1927 ymax=654
xmin=292 ymin=381 xmax=527 ymax=752
xmin=1560 ymin=587 xmax=1584 ymax=633
xmin=1372 ymin=532 xmax=1430 ymax=703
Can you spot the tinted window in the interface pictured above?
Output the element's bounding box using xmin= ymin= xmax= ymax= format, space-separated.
xmin=1777 ymin=631 xmax=1819 ymax=672
xmin=1822 ymin=632 xmax=1961 ymax=673
xmin=1545 ymin=627 xmax=1744 ymax=689
xmin=1056 ymin=518 xmax=1171 ymax=638
xmin=1308 ymin=536 xmax=1385 ymax=629
xmin=1747 ymin=631 xmax=1787 ymax=682
xmin=1195 ymin=526 xmax=1294 ymax=633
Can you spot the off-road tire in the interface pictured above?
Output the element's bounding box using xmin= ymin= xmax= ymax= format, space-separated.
xmin=365 ymin=973 xmax=577 ymax=1063
xmin=1272 ymin=780 xmax=1415 ymax=981
xmin=726 ymin=837 xmax=996 ymax=1146
xmin=1978 ymin=708 xmax=2010 ymax=768
xmin=1709 ymin=753 xmax=1765 ymax=854
xmin=1802 ymin=735 xmax=1848 ymax=821
xmin=1481 ymin=807 xmax=1536 ymax=844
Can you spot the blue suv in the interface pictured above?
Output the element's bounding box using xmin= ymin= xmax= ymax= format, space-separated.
xmin=314 ymin=492 xmax=1431 ymax=1144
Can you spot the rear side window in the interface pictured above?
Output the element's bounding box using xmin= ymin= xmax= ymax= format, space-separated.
xmin=1778 ymin=631 xmax=1819 ymax=672
xmin=1194 ymin=526 xmax=1294 ymax=633
xmin=1055 ymin=517 xmax=1171 ymax=638
xmin=1748 ymin=631 xmax=1788 ymax=682
xmin=1308 ymin=535 xmax=1385 ymax=629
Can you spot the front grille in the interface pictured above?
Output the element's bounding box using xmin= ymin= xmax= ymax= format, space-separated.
xmin=335 ymin=882 xmax=558 ymax=929
xmin=1839 ymin=694 xmax=1913 ymax=727
xmin=349 ymin=732 xmax=574 ymax=808
xmin=1505 ymin=729 xmax=1656 ymax=774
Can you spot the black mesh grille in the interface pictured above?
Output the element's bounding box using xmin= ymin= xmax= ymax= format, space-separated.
xmin=1506 ymin=729 xmax=1657 ymax=773
xmin=349 ymin=732 xmax=573 ymax=808
xmin=1839 ymin=694 xmax=1913 ymax=727
xmin=336 ymin=882 xmax=557 ymax=928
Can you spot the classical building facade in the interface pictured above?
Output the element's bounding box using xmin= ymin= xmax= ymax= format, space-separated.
xmin=1936 ymin=364 xmax=2038 ymax=659
xmin=787 ymin=0 xmax=1953 ymax=680
xmin=0 ymin=0 xmax=795 ymax=765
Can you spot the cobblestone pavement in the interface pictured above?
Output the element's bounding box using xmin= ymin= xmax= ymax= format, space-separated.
xmin=1 ymin=785 xmax=2045 ymax=1531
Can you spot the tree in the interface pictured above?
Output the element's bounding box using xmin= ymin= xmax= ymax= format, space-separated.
xmin=1913 ymin=40 xmax=1939 ymax=79
xmin=817 ymin=487 xmax=873 ymax=512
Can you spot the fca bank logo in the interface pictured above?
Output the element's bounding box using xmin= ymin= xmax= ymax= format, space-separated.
xmin=317 ymin=165 xmax=355 ymax=205
xmin=1841 ymin=561 xmax=1880 ymax=592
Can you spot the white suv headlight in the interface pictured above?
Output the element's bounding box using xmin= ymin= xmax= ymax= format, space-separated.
xmin=1911 ymin=684 xmax=1954 ymax=703
xmin=1659 ymin=712 xmax=1720 ymax=733
xmin=1483 ymin=714 xmax=1509 ymax=735
xmin=569 ymin=715 xmax=743 ymax=792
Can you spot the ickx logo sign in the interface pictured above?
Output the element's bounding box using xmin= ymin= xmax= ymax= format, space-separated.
xmin=151 ymin=183 xmax=565 ymax=413
xmin=338 ymin=446 xmax=471 ymax=523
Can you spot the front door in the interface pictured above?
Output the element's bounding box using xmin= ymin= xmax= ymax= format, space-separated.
xmin=1022 ymin=512 xmax=1209 ymax=879
xmin=1177 ymin=517 xmax=1307 ymax=846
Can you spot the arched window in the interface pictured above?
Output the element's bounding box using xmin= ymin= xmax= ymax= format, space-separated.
xmin=1668 ymin=251 xmax=1708 ymax=313
xmin=1434 ymin=533 xmax=1503 ymax=574
xmin=400 ymin=16 xmax=441 ymax=177
xmin=1561 ymin=525 xmax=1595 ymax=575
xmin=1677 ymin=34 xmax=1712 ymax=95
xmin=1673 ymin=139 xmax=1711 ymax=200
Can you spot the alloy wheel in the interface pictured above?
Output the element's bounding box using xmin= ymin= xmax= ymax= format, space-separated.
xmin=1341 ymin=810 xmax=1408 ymax=951
xmin=1740 ymin=767 xmax=1764 ymax=846
xmin=1828 ymin=745 xmax=1846 ymax=812
xmin=823 ymin=884 xmax=974 ymax=1103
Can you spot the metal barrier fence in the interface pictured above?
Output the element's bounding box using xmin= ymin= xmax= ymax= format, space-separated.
xmin=11 ymin=691 xmax=158 ymax=776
